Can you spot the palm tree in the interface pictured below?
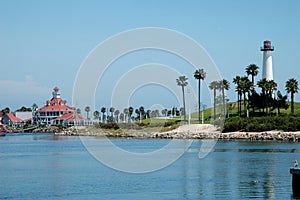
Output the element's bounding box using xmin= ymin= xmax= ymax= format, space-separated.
xmin=245 ymin=64 xmax=259 ymax=85
xmin=286 ymin=78 xmax=299 ymax=114
xmin=265 ymin=80 xmax=277 ymax=115
xmin=257 ymin=78 xmax=268 ymax=114
xmin=85 ymin=106 xmax=90 ymax=119
xmin=176 ymin=76 xmax=188 ymax=121
xmin=240 ymin=76 xmax=252 ymax=116
xmin=109 ymin=107 xmax=115 ymax=117
xmin=123 ymin=108 xmax=129 ymax=123
xmin=246 ymin=64 xmax=259 ymax=114
xmin=114 ymin=110 xmax=120 ymax=122
xmin=128 ymin=106 xmax=134 ymax=122
xmin=233 ymin=76 xmax=242 ymax=116
xmin=108 ymin=107 xmax=114 ymax=122
xmin=139 ymin=106 xmax=145 ymax=122
xmin=101 ymin=107 xmax=106 ymax=123
xmin=209 ymin=81 xmax=219 ymax=121
xmin=267 ymin=80 xmax=277 ymax=97
xmin=218 ymin=79 xmax=230 ymax=117
xmin=162 ymin=109 xmax=168 ymax=117
xmin=194 ymin=68 xmax=206 ymax=122
xmin=93 ymin=110 xmax=100 ymax=121
xmin=76 ymin=108 xmax=81 ymax=114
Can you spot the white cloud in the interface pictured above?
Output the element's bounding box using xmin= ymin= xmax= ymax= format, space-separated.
xmin=0 ymin=75 xmax=51 ymax=109
xmin=0 ymin=75 xmax=49 ymax=95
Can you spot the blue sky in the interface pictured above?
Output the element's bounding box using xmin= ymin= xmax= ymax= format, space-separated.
xmin=1 ymin=0 xmax=300 ymax=112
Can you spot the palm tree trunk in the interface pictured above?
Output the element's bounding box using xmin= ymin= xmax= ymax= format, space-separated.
xmin=222 ymin=89 xmax=225 ymax=117
xmin=198 ymin=78 xmax=201 ymax=123
xmin=237 ymin=93 xmax=240 ymax=115
xmin=243 ymin=92 xmax=247 ymax=116
xmin=198 ymin=79 xmax=201 ymax=122
xmin=266 ymin=93 xmax=269 ymax=115
xmin=239 ymin=92 xmax=242 ymax=117
xmin=291 ymin=92 xmax=294 ymax=114
xmin=213 ymin=89 xmax=216 ymax=121
xmin=182 ymin=86 xmax=186 ymax=121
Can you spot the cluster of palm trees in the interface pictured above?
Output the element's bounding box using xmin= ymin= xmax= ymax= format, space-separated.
xmin=80 ymin=105 xmax=184 ymax=123
xmin=176 ymin=64 xmax=299 ymax=123
xmin=82 ymin=64 xmax=298 ymax=124
xmin=233 ymin=64 xmax=299 ymax=116
xmin=176 ymin=68 xmax=230 ymax=123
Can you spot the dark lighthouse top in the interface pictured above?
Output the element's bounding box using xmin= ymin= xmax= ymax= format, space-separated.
xmin=261 ymin=40 xmax=274 ymax=51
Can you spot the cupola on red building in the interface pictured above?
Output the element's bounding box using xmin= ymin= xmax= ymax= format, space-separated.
xmin=33 ymin=87 xmax=89 ymax=126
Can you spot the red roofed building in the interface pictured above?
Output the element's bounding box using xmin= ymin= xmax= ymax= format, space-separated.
xmin=33 ymin=87 xmax=89 ymax=125
xmin=3 ymin=113 xmax=24 ymax=126
xmin=54 ymin=112 xmax=89 ymax=126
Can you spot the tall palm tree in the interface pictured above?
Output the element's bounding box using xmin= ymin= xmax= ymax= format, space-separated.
xmin=114 ymin=110 xmax=120 ymax=122
xmin=209 ymin=81 xmax=219 ymax=121
xmin=128 ymin=106 xmax=134 ymax=122
xmin=93 ymin=110 xmax=100 ymax=121
xmin=109 ymin=107 xmax=115 ymax=117
xmin=85 ymin=106 xmax=90 ymax=119
xmin=267 ymin=80 xmax=277 ymax=97
xmin=218 ymin=79 xmax=230 ymax=117
xmin=265 ymin=80 xmax=277 ymax=115
xmin=162 ymin=109 xmax=168 ymax=117
xmin=194 ymin=68 xmax=206 ymax=122
xmin=139 ymin=106 xmax=145 ymax=122
xmin=123 ymin=108 xmax=129 ymax=123
xmin=257 ymin=78 xmax=268 ymax=114
xmin=286 ymin=78 xmax=299 ymax=114
xmin=119 ymin=113 xmax=125 ymax=123
xmin=240 ymin=76 xmax=252 ymax=116
xmin=246 ymin=64 xmax=259 ymax=114
xmin=233 ymin=76 xmax=242 ymax=116
xmin=101 ymin=107 xmax=106 ymax=123
xmin=245 ymin=64 xmax=259 ymax=85
xmin=176 ymin=76 xmax=188 ymax=121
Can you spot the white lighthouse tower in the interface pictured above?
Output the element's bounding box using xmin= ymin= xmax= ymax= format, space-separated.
xmin=261 ymin=40 xmax=274 ymax=80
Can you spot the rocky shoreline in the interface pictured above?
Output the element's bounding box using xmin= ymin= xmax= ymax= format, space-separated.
xmin=54 ymin=124 xmax=300 ymax=142
xmin=5 ymin=124 xmax=300 ymax=142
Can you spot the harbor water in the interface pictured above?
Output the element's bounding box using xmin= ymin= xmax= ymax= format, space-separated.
xmin=0 ymin=133 xmax=299 ymax=199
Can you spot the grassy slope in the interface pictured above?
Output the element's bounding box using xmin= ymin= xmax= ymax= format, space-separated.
xmin=182 ymin=101 xmax=300 ymax=125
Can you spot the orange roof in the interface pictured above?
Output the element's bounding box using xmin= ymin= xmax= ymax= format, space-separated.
xmin=54 ymin=112 xmax=87 ymax=121
xmin=6 ymin=113 xmax=23 ymax=122
xmin=39 ymin=98 xmax=75 ymax=111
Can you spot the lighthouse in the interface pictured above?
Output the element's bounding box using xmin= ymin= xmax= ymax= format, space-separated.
xmin=261 ymin=40 xmax=274 ymax=80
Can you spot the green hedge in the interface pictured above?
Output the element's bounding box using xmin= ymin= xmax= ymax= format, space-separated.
xmin=223 ymin=115 xmax=300 ymax=132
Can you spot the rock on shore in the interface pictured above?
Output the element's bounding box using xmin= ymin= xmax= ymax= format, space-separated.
xmin=220 ymin=131 xmax=300 ymax=142
xmin=56 ymin=124 xmax=300 ymax=142
xmin=56 ymin=124 xmax=221 ymax=139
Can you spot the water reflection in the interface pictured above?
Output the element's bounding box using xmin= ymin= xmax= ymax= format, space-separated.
xmin=180 ymin=141 xmax=297 ymax=199
xmin=1 ymin=137 xmax=299 ymax=199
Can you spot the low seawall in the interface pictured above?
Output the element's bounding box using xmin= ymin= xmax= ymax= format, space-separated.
xmin=56 ymin=125 xmax=300 ymax=141
xmin=220 ymin=131 xmax=300 ymax=142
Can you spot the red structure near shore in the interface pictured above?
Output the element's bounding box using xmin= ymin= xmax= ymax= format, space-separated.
xmin=33 ymin=87 xmax=90 ymax=126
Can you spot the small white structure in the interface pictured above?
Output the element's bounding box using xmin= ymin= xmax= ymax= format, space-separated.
xmin=261 ymin=40 xmax=274 ymax=80
xmin=15 ymin=112 xmax=32 ymax=121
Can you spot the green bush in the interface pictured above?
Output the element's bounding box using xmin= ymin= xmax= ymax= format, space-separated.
xmin=223 ymin=115 xmax=300 ymax=132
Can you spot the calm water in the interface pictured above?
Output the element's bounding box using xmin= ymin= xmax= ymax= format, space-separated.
xmin=0 ymin=133 xmax=299 ymax=200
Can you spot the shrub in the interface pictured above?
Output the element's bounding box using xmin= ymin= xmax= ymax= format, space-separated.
xmin=223 ymin=115 xmax=300 ymax=132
